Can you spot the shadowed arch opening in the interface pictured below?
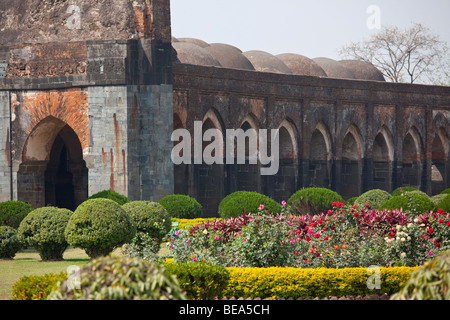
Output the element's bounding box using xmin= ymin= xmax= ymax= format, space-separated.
xmin=372 ymin=126 xmax=394 ymax=192
xmin=341 ymin=125 xmax=363 ymax=199
xmin=235 ymin=114 xmax=261 ymax=193
xmin=402 ymin=127 xmax=422 ymax=189
xmin=309 ymin=122 xmax=332 ymax=188
xmin=198 ymin=110 xmax=225 ymax=217
xmin=273 ymin=119 xmax=299 ymax=202
xmin=18 ymin=116 xmax=88 ymax=210
xmin=173 ymin=112 xmax=189 ymax=196
xmin=431 ymin=128 xmax=448 ymax=194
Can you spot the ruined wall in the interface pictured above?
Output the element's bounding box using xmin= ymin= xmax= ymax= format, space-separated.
xmin=173 ymin=64 xmax=450 ymax=216
xmin=0 ymin=0 xmax=171 ymax=46
xmin=0 ymin=0 xmax=174 ymax=206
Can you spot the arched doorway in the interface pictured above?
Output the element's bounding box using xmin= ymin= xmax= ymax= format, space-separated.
xmin=402 ymin=128 xmax=422 ymax=189
xmin=372 ymin=127 xmax=393 ymax=192
xmin=431 ymin=129 xmax=448 ymax=195
xmin=341 ymin=125 xmax=363 ymax=199
xmin=273 ymin=120 xmax=298 ymax=202
xmin=18 ymin=117 xmax=88 ymax=210
xmin=309 ymin=122 xmax=331 ymax=188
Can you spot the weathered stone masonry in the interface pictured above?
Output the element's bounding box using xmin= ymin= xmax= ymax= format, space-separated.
xmin=0 ymin=0 xmax=449 ymax=217
xmin=0 ymin=0 xmax=174 ymax=210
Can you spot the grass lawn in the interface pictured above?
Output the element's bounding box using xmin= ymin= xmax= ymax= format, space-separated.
xmin=0 ymin=245 xmax=172 ymax=300
xmin=0 ymin=247 xmax=91 ymax=300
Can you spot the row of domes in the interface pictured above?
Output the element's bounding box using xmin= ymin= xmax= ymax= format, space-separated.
xmin=172 ymin=37 xmax=385 ymax=82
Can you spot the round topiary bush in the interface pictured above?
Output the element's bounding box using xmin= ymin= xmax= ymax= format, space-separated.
xmin=218 ymin=191 xmax=282 ymax=219
xmin=391 ymin=250 xmax=450 ymax=300
xmin=17 ymin=207 xmax=73 ymax=261
xmin=0 ymin=226 xmax=22 ymax=259
xmin=48 ymin=256 xmax=186 ymax=300
xmin=0 ymin=201 xmax=33 ymax=229
xmin=122 ymin=201 xmax=172 ymax=254
xmin=437 ymin=194 xmax=450 ymax=213
xmin=288 ymin=188 xmax=343 ymax=215
xmin=431 ymin=194 xmax=447 ymax=206
xmin=391 ymin=186 xmax=418 ymax=197
xmin=441 ymin=188 xmax=450 ymax=195
xmin=158 ymin=195 xmax=203 ymax=219
xmin=87 ymin=190 xmax=130 ymax=205
xmin=380 ymin=193 xmax=437 ymax=215
xmin=354 ymin=189 xmax=392 ymax=209
xmin=65 ymin=199 xmax=136 ymax=259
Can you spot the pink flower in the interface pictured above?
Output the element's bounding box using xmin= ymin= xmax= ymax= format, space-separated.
xmin=259 ymin=204 xmax=265 ymax=210
xmin=281 ymin=201 xmax=287 ymax=207
xmin=428 ymin=251 xmax=434 ymax=256
xmin=215 ymin=235 xmax=220 ymax=241
xmin=244 ymin=239 xmax=247 ymax=242
xmin=191 ymin=257 xmax=198 ymax=261
xmin=175 ymin=231 xmax=180 ymax=236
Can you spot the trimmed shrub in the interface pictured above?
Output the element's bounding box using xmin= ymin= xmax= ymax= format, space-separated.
xmin=345 ymin=197 xmax=358 ymax=206
xmin=17 ymin=207 xmax=73 ymax=261
xmin=0 ymin=226 xmax=22 ymax=259
xmin=380 ymin=193 xmax=437 ymax=215
xmin=431 ymin=194 xmax=447 ymax=206
xmin=0 ymin=201 xmax=33 ymax=229
xmin=159 ymin=195 xmax=203 ymax=219
xmin=48 ymin=256 xmax=186 ymax=300
xmin=441 ymin=188 xmax=450 ymax=195
xmin=391 ymin=187 xmax=418 ymax=197
xmin=354 ymin=189 xmax=392 ymax=210
xmin=11 ymin=272 xmax=67 ymax=300
xmin=223 ymin=266 xmax=418 ymax=299
xmin=438 ymin=194 xmax=450 ymax=213
xmin=123 ymin=201 xmax=172 ymax=242
xmin=288 ymin=188 xmax=343 ymax=215
xmin=65 ymin=199 xmax=136 ymax=259
xmin=164 ymin=261 xmax=230 ymax=300
xmin=87 ymin=190 xmax=130 ymax=205
xmin=406 ymin=190 xmax=430 ymax=198
xmin=219 ymin=191 xmax=282 ymax=219
xmin=171 ymin=218 xmax=219 ymax=231
xmin=391 ymin=251 xmax=450 ymax=300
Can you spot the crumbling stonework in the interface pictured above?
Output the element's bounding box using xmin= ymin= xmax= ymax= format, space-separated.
xmin=0 ymin=0 xmax=448 ymax=217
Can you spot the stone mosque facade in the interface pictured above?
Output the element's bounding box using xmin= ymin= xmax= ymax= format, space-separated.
xmin=0 ymin=0 xmax=449 ymax=216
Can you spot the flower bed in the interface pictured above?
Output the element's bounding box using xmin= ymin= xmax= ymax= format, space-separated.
xmin=163 ymin=202 xmax=450 ymax=269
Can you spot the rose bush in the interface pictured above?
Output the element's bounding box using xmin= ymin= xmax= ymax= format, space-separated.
xmin=128 ymin=199 xmax=450 ymax=270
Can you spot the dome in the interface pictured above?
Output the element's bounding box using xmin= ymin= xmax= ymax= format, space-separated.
xmin=243 ymin=50 xmax=292 ymax=74
xmin=312 ymin=57 xmax=356 ymax=80
xmin=276 ymin=53 xmax=327 ymax=77
xmin=177 ymin=37 xmax=210 ymax=48
xmin=338 ymin=60 xmax=385 ymax=82
xmin=172 ymin=42 xmax=221 ymax=67
xmin=204 ymin=43 xmax=255 ymax=71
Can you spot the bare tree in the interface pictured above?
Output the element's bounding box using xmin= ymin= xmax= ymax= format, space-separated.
xmin=339 ymin=23 xmax=446 ymax=84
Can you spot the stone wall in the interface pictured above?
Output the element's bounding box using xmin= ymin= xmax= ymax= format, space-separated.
xmin=173 ymin=64 xmax=450 ymax=216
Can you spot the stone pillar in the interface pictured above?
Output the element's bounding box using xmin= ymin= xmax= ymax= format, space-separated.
xmin=0 ymin=91 xmax=12 ymax=202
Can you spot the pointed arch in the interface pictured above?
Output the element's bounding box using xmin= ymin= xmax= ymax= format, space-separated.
xmin=18 ymin=116 xmax=88 ymax=210
xmin=372 ymin=126 xmax=394 ymax=192
xmin=341 ymin=124 xmax=363 ymax=198
xmin=310 ymin=121 xmax=332 ymax=161
xmin=402 ymin=126 xmax=423 ymax=189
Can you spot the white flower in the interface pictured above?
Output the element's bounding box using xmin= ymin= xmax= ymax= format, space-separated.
xmin=407 ymin=236 xmax=411 ymax=241
xmin=401 ymin=238 xmax=405 ymax=242
xmin=400 ymin=252 xmax=406 ymax=257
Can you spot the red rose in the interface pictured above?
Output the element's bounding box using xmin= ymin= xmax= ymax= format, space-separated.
xmin=437 ymin=208 xmax=443 ymax=214
xmin=435 ymin=243 xmax=441 ymax=248
xmin=353 ymin=212 xmax=358 ymax=217
xmin=447 ymin=222 xmax=450 ymax=227
xmin=305 ymin=236 xmax=311 ymax=242
xmin=439 ymin=219 xmax=444 ymax=223
xmin=332 ymin=202 xmax=337 ymax=207
xmin=314 ymin=233 xmax=320 ymax=238
xmin=429 ymin=228 xmax=434 ymax=234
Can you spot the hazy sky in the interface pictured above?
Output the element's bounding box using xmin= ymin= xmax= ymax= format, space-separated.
xmin=171 ymin=0 xmax=450 ymax=60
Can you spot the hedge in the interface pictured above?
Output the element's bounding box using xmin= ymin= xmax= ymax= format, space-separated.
xmin=223 ymin=266 xmax=419 ymax=299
